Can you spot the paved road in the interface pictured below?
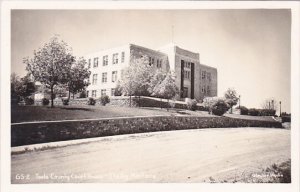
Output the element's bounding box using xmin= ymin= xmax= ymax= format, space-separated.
xmin=11 ymin=128 xmax=290 ymax=183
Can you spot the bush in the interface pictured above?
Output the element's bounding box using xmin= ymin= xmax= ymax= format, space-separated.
xmin=100 ymin=95 xmax=110 ymax=106
xmin=186 ymin=99 xmax=197 ymax=111
xmin=79 ymin=91 xmax=87 ymax=98
xmin=211 ymin=100 xmax=229 ymax=116
xmin=169 ymin=99 xmax=176 ymax=109
xmin=248 ymin=108 xmax=260 ymax=116
xmin=42 ymin=98 xmax=50 ymax=106
xmin=61 ymin=98 xmax=69 ymax=105
xmin=260 ymin=109 xmax=276 ymax=116
xmin=239 ymin=106 xmax=249 ymax=115
xmin=282 ymin=115 xmax=291 ymax=123
xmin=25 ymin=97 xmax=34 ymax=105
xmin=87 ymin=97 xmax=96 ymax=105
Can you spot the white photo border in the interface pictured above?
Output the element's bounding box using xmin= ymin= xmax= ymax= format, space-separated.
xmin=1 ymin=1 xmax=299 ymax=192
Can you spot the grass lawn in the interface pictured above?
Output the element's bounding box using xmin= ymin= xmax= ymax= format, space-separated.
xmin=223 ymin=113 xmax=277 ymax=122
xmin=11 ymin=105 xmax=212 ymax=123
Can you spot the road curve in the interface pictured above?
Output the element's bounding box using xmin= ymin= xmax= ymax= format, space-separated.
xmin=11 ymin=127 xmax=290 ymax=183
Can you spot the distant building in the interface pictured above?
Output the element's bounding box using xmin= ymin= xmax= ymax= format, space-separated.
xmin=85 ymin=43 xmax=217 ymax=101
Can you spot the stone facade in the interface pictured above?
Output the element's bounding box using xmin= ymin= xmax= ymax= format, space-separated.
xmin=86 ymin=43 xmax=217 ymax=101
xmin=12 ymin=116 xmax=282 ymax=146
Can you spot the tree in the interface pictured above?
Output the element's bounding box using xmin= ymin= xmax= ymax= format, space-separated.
xmin=120 ymin=54 xmax=155 ymax=106
xmin=224 ymin=88 xmax=239 ymax=114
xmin=11 ymin=73 xmax=36 ymax=102
xmin=24 ymin=36 xmax=75 ymax=107
xmin=151 ymin=72 xmax=179 ymax=110
xmin=203 ymin=96 xmax=224 ymax=114
xmin=67 ymin=57 xmax=91 ymax=99
xmin=148 ymin=69 xmax=167 ymax=94
xmin=261 ymin=98 xmax=278 ymax=110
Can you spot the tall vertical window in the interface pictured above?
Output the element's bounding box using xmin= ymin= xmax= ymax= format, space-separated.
xmin=113 ymin=53 xmax=118 ymax=64
xmin=86 ymin=91 xmax=89 ymax=97
xmin=112 ymin=71 xmax=118 ymax=82
xmin=111 ymin=88 xmax=115 ymax=96
xmin=92 ymin=90 xmax=97 ymax=97
xmin=148 ymin=56 xmax=152 ymax=65
xmin=207 ymin=72 xmax=211 ymax=81
xmin=93 ymin=57 xmax=98 ymax=67
xmin=121 ymin=52 xmax=125 ymax=63
xmin=101 ymin=89 xmax=106 ymax=96
xmin=92 ymin=74 xmax=98 ymax=85
xmin=184 ymin=70 xmax=190 ymax=79
xmin=207 ymin=86 xmax=210 ymax=94
xmin=88 ymin=59 xmax=91 ymax=68
xmin=103 ymin=55 xmax=108 ymax=66
xmin=102 ymin=72 xmax=107 ymax=83
xmin=202 ymin=71 xmax=206 ymax=79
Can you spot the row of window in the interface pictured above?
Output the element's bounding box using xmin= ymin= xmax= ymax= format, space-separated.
xmin=202 ymin=71 xmax=212 ymax=81
xmin=148 ymin=56 xmax=163 ymax=68
xmin=201 ymin=85 xmax=211 ymax=94
xmin=92 ymin=71 xmax=118 ymax=85
xmin=184 ymin=61 xmax=192 ymax=69
xmin=87 ymin=88 xmax=116 ymax=98
xmin=184 ymin=70 xmax=191 ymax=79
xmin=88 ymin=52 xmax=125 ymax=68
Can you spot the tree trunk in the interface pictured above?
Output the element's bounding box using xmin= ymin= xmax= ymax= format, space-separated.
xmin=68 ymin=90 xmax=71 ymax=100
xmin=129 ymin=95 xmax=132 ymax=107
xmin=167 ymin=99 xmax=169 ymax=111
xmin=161 ymin=98 xmax=162 ymax=109
xmin=50 ymin=85 xmax=54 ymax=108
xmin=138 ymin=95 xmax=140 ymax=108
xmin=73 ymin=93 xmax=75 ymax=99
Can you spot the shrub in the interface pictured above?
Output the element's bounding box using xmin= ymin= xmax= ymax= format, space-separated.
xmin=186 ymin=99 xmax=197 ymax=111
xmin=87 ymin=97 xmax=96 ymax=105
xmin=239 ymin=106 xmax=249 ymax=115
xmin=79 ymin=91 xmax=87 ymax=98
xmin=211 ymin=100 xmax=229 ymax=116
xmin=25 ymin=97 xmax=34 ymax=105
xmin=282 ymin=115 xmax=291 ymax=123
xmin=61 ymin=98 xmax=69 ymax=105
xmin=248 ymin=108 xmax=260 ymax=116
xmin=42 ymin=98 xmax=50 ymax=106
xmin=260 ymin=109 xmax=276 ymax=116
xmin=100 ymin=95 xmax=110 ymax=106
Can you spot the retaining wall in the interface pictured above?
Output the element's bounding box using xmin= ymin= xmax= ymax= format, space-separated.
xmin=11 ymin=116 xmax=282 ymax=147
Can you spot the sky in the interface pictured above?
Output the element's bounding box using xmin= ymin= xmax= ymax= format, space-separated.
xmin=11 ymin=9 xmax=291 ymax=112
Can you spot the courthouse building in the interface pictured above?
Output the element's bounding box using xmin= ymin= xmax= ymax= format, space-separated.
xmin=85 ymin=43 xmax=217 ymax=101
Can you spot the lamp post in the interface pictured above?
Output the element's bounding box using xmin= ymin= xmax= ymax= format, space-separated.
xmin=279 ymin=101 xmax=282 ymax=117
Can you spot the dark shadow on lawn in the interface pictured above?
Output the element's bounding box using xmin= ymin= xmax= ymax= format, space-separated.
xmin=60 ymin=107 xmax=94 ymax=112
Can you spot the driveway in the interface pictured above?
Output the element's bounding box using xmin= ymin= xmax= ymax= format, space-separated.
xmin=11 ymin=127 xmax=290 ymax=183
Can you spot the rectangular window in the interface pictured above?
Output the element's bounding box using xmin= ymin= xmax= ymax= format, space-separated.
xmin=101 ymin=89 xmax=106 ymax=96
xmin=92 ymin=90 xmax=97 ymax=97
xmin=159 ymin=60 xmax=162 ymax=68
xmin=207 ymin=86 xmax=210 ymax=94
xmin=151 ymin=58 xmax=154 ymax=65
xmin=103 ymin=55 xmax=108 ymax=66
xmin=184 ymin=70 xmax=190 ymax=79
xmin=207 ymin=72 xmax=211 ymax=81
xmin=86 ymin=91 xmax=89 ymax=97
xmin=93 ymin=57 xmax=98 ymax=67
xmin=92 ymin=74 xmax=98 ymax=85
xmin=121 ymin=52 xmax=125 ymax=63
xmin=113 ymin=53 xmax=118 ymax=64
xmin=102 ymin=72 xmax=107 ymax=83
xmin=202 ymin=71 xmax=206 ymax=79
xmin=111 ymin=88 xmax=115 ymax=96
xmin=88 ymin=59 xmax=91 ymax=68
xmin=148 ymin=56 xmax=152 ymax=65
xmin=112 ymin=71 xmax=118 ymax=82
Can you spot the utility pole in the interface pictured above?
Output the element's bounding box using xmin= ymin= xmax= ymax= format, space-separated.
xmin=171 ymin=25 xmax=174 ymax=43
xmin=279 ymin=101 xmax=282 ymax=117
